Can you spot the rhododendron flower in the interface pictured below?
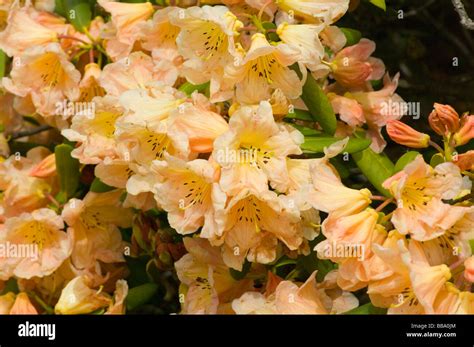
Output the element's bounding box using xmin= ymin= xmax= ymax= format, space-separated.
xmin=225 ymin=34 xmax=303 ymax=104
xmin=99 ymin=52 xmax=157 ymax=96
xmin=386 ymin=120 xmax=430 ymax=148
xmin=99 ymin=0 xmax=154 ymax=60
xmin=55 ymin=275 xmax=127 ymax=314
xmin=212 ymin=188 xmax=302 ymax=270
xmin=233 ymin=271 xmax=358 ymax=314
xmin=2 ymin=43 xmax=80 ymax=116
xmin=0 ymin=4 xmax=58 ymax=57
xmin=428 ymin=103 xmax=460 ymax=136
xmin=383 ymin=155 xmax=472 ymax=241
xmin=0 ymin=208 xmax=72 ymax=280
xmin=175 ymin=237 xmax=253 ymax=314
xmin=0 ymin=147 xmax=58 ymax=218
xmin=167 ymin=97 xmax=229 ymax=153
xmin=276 ymin=22 xmax=325 ymax=71
xmin=213 ymin=101 xmax=303 ymax=195
xmin=152 ymin=156 xmax=226 ymax=236
xmin=62 ymin=190 xmax=133 ymax=270
xmin=276 ymin=0 xmax=349 ymax=24
xmin=453 ymin=114 xmax=474 ymax=147
xmin=61 ymin=95 xmax=122 ymax=164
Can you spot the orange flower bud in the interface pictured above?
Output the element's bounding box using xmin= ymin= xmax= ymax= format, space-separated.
xmin=29 ymin=153 xmax=56 ymax=178
xmin=453 ymin=150 xmax=474 ymax=171
xmin=453 ymin=115 xmax=474 ymax=147
xmin=386 ymin=120 xmax=430 ymax=148
xmin=464 ymin=257 xmax=474 ymax=283
xmin=428 ymin=103 xmax=460 ymax=136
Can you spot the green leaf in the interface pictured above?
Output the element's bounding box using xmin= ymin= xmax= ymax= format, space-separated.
xmin=340 ymin=28 xmax=362 ymax=47
xmin=430 ymin=153 xmax=445 ymax=168
xmin=178 ymin=81 xmax=210 ymax=96
xmin=55 ymin=144 xmax=80 ymax=199
xmin=352 ymin=147 xmax=394 ymax=197
xmin=0 ymin=50 xmax=7 ymax=78
xmin=285 ymin=109 xmax=313 ymax=122
xmin=299 ymin=253 xmax=337 ymax=282
xmin=346 ymin=303 xmax=387 ymax=315
xmin=369 ymin=0 xmax=386 ymax=11
xmin=55 ymin=0 xmax=67 ymax=17
xmin=301 ymin=74 xmax=337 ymax=135
xmin=394 ymin=151 xmax=419 ymax=173
xmin=90 ymin=177 xmax=115 ymax=193
xmin=330 ymin=157 xmax=351 ymax=179
xmin=301 ymin=137 xmax=371 ymax=154
xmin=289 ymin=123 xmax=323 ymax=137
xmin=63 ymin=0 xmax=92 ymax=32
xmin=126 ymin=283 xmax=159 ymax=311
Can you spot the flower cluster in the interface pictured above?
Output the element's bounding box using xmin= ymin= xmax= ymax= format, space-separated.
xmin=0 ymin=0 xmax=472 ymax=315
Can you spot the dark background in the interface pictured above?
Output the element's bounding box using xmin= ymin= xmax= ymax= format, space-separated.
xmin=339 ymin=0 xmax=474 ymax=123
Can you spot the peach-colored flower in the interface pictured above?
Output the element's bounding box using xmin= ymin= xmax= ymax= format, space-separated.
xmin=99 ymin=0 xmax=154 ymax=60
xmin=233 ymin=271 xmax=358 ymax=314
xmin=0 ymin=4 xmax=57 ymax=57
xmin=276 ymin=22 xmax=325 ymax=71
xmin=0 ymin=208 xmax=72 ymax=280
xmin=213 ymin=101 xmax=302 ymax=195
xmin=225 ymin=34 xmax=303 ymax=104
xmin=2 ymin=43 xmax=80 ymax=116
xmin=152 ymin=156 xmax=226 ymax=236
xmin=55 ymin=275 xmax=126 ymax=314
xmin=77 ymin=63 xmax=106 ymax=103
xmin=0 ymin=147 xmax=58 ymax=218
xmin=275 ymin=0 xmax=349 ymax=24
xmin=213 ymin=188 xmax=302 ymax=270
xmin=330 ymin=39 xmax=385 ymax=88
xmin=62 ymin=190 xmax=133 ymax=270
xmin=383 ymin=155 xmax=472 ymax=241
xmin=167 ymin=95 xmax=229 ymax=153
xmin=99 ymin=52 xmax=156 ymax=96
xmin=175 ymin=237 xmax=253 ymax=314
xmin=61 ymin=95 xmax=122 ymax=164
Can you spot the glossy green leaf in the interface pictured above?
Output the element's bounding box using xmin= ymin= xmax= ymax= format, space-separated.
xmin=394 ymin=151 xmax=419 ymax=172
xmin=285 ymin=109 xmax=313 ymax=122
xmin=301 ymin=74 xmax=337 ymax=135
xmin=0 ymin=50 xmax=7 ymax=78
xmin=55 ymin=144 xmax=80 ymax=199
xmin=352 ymin=147 xmax=394 ymax=197
xmin=290 ymin=123 xmax=323 ymax=137
xmin=340 ymin=28 xmax=362 ymax=46
xmin=90 ymin=177 xmax=115 ymax=193
xmin=369 ymin=0 xmax=386 ymax=11
xmin=63 ymin=0 xmax=92 ymax=32
xmin=126 ymin=283 xmax=158 ymax=311
xmin=301 ymin=137 xmax=371 ymax=154
xmin=178 ymin=81 xmax=209 ymax=96
xmin=346 ymin=303 xmax=387 ymax=315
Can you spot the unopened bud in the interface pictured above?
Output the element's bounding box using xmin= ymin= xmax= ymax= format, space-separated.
xmin=453 ymin=114 xmax=474 ymax=147
xmin=464 ymin=257 xmax=474 ymax=283
xmin=29 ymin=153 xmax=56 ymax=178
xmin=453 ymin=150 xmax=474 ymax=171
xmin=428 ymin=103 xmax=460 ymax=136
xmin=386 ymin=120 xmax=430 ymax=148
